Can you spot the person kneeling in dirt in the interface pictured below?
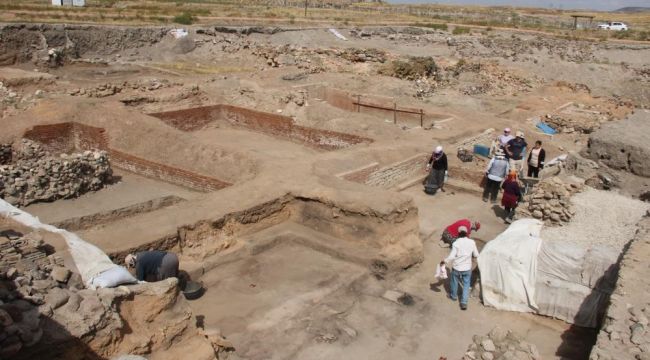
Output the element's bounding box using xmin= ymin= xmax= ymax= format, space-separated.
xmin=125 ymin=251 xmax=179 ymax=282
xmin=443 ymin=226 xmax=479 ymax=311
xmin=441 ymin=218 xmax=480 ymax=246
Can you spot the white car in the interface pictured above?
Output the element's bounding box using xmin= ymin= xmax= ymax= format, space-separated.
xmin=597 ymin=22 xmax=629 ymax=31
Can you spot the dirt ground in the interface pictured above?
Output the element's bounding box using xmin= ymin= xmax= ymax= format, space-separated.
xmin=1 ymin=22 xmax=649 ymax=359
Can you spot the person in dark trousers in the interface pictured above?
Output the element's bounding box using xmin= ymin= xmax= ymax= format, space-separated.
xmin=424 ymin=146 xmax=448 ymax=195
xmin=125 ymin=251 xmax=179 ymax=282
xmin=505 ymin=131 xmax=528 ymax=175
xmin=527 ymin=140 xmax=546 ymax=178
xmin=501 ymin=171 xmax=523 ymax=224
xmin=483 ymin=149 xmax=510 ymax=203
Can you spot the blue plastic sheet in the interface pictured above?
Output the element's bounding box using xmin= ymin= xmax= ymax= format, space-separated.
xmin=537 ymin=122 xmax=557 ymax=135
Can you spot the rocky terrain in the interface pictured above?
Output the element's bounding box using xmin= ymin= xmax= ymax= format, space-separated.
xmin=0 ymin=140 xmax=112 ymax=207
xmin=463 ymin=327 xmax=541 ymax=360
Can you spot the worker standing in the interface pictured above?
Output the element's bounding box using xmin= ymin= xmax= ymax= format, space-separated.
xmin=424 ymin=146 xmax=448 ymax=195
xmin=125 ymin=251 xmax=179 ymax=282
xmin=443 ymin=226 xmax=479 ymax=310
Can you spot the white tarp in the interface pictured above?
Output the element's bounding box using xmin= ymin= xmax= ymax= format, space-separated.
xmin=535 ymin=240 xmax=618 ymax=327
xmin=479 ymin=218 xmax=618 ymax=328
xmin=478 ymin=219 xmax=544 ymax=313
xmin=0 ymin=199 xmax=119 ymax=289
xmin=328 ymin=28 xmax=347 ymax=41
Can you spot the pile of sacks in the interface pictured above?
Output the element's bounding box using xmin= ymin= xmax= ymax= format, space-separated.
xmin=520 ymin=176 xmax=583 ymax=225
xmin=463 ymin=326 xmax=541 ymax=360
xmin=0 ymin=139 xmax=113 ymax=207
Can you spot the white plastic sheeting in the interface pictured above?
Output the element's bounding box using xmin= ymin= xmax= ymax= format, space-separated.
xmin=536 ymin=240 xmax=618 ymax=327
xmin=328 ymin=28 xmax=347 ymax=41
xmin=479 ymin=218 xmax=619 ymax=328
xmin=0 ymin=199 xmax=123 ymax=289
xmin=478 ymin=219 xmax=544 ymax=313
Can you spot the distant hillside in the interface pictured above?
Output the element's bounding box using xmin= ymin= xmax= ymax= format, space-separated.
xmin=614 ymin=7 xmax=650 ymax=13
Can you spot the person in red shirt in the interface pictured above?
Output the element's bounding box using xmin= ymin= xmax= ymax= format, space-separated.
xmin=441 ymin=219 xmax=481 ymax=245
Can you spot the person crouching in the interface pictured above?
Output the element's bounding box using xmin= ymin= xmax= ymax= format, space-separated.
xmin=125 ymin=250 xmax=179 ymax=282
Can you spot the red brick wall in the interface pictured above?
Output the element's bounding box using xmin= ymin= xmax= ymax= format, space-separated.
xmin=149 ymin=106 xmax=221 ymax=131
xmin=73 ymin=123 xmax=108 ymax=150
xmin=23 ymin=123 xmax=75 ymax=154
xmin=21 ymin=122 xmax=231 ymax=192
xmin=149 ymin=104 xmax=373 ymax=150
xmin=108 ymin=149 xmax=230 ymax=191
xmin=219 ymin=105 xmax=372 ymax=150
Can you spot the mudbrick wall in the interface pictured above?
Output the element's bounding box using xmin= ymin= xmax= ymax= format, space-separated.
xmin=150 ymin=104 xmax=373 ymax=150
xmin=23 ymin=122 xmax=231 ymax=192
xmin=590 ymin=216 xmax=650 ymax=360
xmin=337 ymin=154 xmax=428 ymax=189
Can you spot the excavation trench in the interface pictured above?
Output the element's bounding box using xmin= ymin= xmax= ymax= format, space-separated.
xmin=148 ymin=104 xmax=373 ymax=151
xmin=22 ymin=122 xmax=232 ymax=192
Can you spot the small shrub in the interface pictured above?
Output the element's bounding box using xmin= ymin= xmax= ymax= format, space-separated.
xmin=173 ymin=12 xmax=194 ymax=25
xmin=638 ymin=31 xmax=649 ymax=41
xmin=416 ymin=22 xmax=448 ymax=31
xmin=452 ymin=26 xmax=471 ymax=35
xmin=382 ymin=56 xmax=438 ymax=80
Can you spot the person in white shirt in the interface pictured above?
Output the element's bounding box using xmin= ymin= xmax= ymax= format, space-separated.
xmin=497 ymin=128 xmax=514 ymax=148
xmin=443 ymin=226 xmax=479 ymax=310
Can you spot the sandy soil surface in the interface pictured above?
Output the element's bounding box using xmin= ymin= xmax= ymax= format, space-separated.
xmin=1 ymin=22 xmax=648 ymax=360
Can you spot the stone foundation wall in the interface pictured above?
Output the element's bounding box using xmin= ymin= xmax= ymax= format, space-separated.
xmin=590 ymin=216 xmax=650 ymax=360
xmin=337 ymin=154 xmax=428 ymax=189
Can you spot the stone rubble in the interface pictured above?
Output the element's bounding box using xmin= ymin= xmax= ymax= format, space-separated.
xmin=519 ymin=176 xmax=583 ymax=225
xmin=452 ymin=35 xmax=597 ymax=64
xmin=542 ymin=105 xmax=614 ymax=134
xmin=0 ymin=231 xmax=70 ymax=358
xmin=463 ymin=326 xmax=541 ymax=360
xmin=69 ymin=79 xmax=178 ymax=98
xmin=0 ymin=224 xmax=227 ymax=359
xmin=0 ymin=139 xmax=113 ymax=207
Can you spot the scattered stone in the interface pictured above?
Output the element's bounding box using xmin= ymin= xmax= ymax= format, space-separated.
xmin=51 ymin=266 xmax=71 ymax=283
xmin=464 ymin=328 xmax=540 ymax=360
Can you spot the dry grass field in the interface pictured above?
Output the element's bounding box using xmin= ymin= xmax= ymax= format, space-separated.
xmin=1 ymin=0 xmax=649 ymax=40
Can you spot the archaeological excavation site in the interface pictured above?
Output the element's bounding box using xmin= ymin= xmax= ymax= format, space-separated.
xmin=1 ymin=11 xmax=650 ymax=360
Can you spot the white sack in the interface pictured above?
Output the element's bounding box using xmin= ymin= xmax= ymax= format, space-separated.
xmin=91 ymin=266 xmax=137 ymax=288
